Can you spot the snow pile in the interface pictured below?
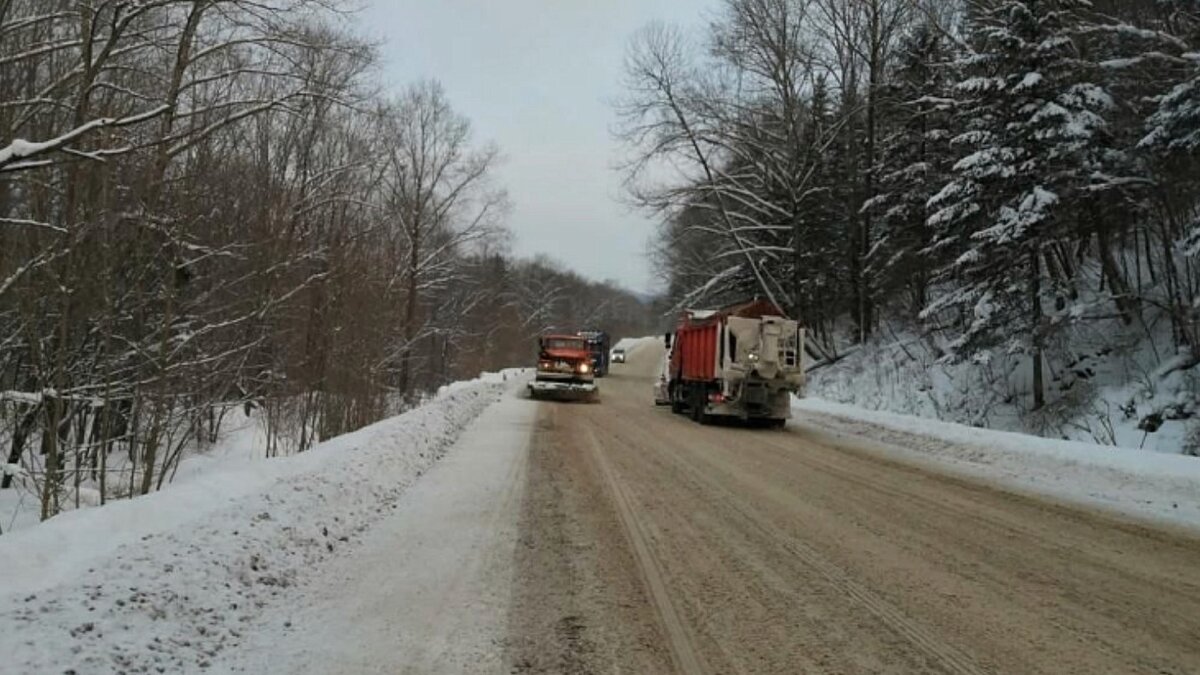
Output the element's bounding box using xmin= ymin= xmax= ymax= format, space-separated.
xmin=808 ymin=325 xmax=1197 ymax=455
xmin=0 ymin=373 xmax=518 ymax=674
xmin=0 ymin=403 xmax=289 ymax=537
xmin=613 ymin=335 xmax=660 ymax=352
xmin=0 ymin=369 xmax=535 ymax=536
xmin=794 ymin=397 xmax=1200 ymax=531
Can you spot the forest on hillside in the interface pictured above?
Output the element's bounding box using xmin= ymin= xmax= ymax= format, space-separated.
xmin=0 ymin=0 xmax=656 ymax=522
xmin=620 ymin=0 xmax=1200 ymax=445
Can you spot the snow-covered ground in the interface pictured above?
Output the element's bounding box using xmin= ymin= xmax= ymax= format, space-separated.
xmin=5 ymin=338 xmax=1197 ymax=674
xmin=613 ymin=335 xmax=660 ymax=353
xmin=801 ymin=320 xmax=1200 ymax=530
xmin=794 ymin=397 xmax=1200 ymax=532
xmin=0 ymin=404 xmax=307 ymax=536
xmin=808 ymin=323 xmax=1198 ymax=456
xmin=0 ymin=371 xmax=522 ymax=674
xmin=215 ymin=386 xmax=538 ymax=674
xmin=2 ymin=394 xmax=413 ymax=536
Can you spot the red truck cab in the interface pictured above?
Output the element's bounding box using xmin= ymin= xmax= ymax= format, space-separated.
xmin=528 ymin=334 xmax=599 ymax=401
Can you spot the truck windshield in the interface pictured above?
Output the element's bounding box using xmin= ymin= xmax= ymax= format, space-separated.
xmin=543 ymin=338 xmax=584 ymax=350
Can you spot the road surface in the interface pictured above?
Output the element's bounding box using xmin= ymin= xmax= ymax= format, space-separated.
xmin=505 ymin=341 xmax=1200 ymax=674
xmin=224 ymin=340 xmax=1200 ymax=674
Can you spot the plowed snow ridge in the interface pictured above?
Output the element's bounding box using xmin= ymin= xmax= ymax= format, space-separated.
xmin=0 ymin=374 xmax=514 ymax=674
xmin=795 ymin=397 xmax=1200 ymax=531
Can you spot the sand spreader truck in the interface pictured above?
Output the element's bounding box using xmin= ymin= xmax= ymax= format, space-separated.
xmin=528 ymin=333 xmax=599 ymax=401
xmin=658 ymin=299 xmax=804 ymax=425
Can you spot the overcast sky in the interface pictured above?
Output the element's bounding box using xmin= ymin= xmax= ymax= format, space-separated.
xmin=357 ymin=1 xmax=714 ymax=295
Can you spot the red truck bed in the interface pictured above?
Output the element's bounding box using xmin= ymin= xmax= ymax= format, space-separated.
xmin=672 ymin=299 xmax=783 ymax=383
xmin=676 ymin=321 xmax=719 ymax=381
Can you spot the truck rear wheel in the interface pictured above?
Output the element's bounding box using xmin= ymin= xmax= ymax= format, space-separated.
xmin=690 ymin=389 xmax=710 ymax=425
xmin=670 ymin=385 xmax=685 ymax=415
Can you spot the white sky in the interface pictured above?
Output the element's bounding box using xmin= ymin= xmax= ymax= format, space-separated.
xmin=357 ymin=0 xmax=715 ymax=294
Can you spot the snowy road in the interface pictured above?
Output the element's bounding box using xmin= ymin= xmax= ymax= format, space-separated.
xmin=496 ymin=342 xmax=1200 ymax=674
xmin=224 ymin=342 xmax=1200 ymax=674
xmin=216 ymin=392 xmax=537 ymax=674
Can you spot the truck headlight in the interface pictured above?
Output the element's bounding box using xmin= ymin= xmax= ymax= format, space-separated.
xmin=578 ymin=363 xmax=591 ymax=374
xmin=747 ymin=352 xmax=760 ymax=362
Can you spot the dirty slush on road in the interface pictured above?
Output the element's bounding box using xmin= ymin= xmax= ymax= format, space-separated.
xmin=499 ymin=342 xmax=1200 ymax=675
xmin=503 ymin=402 xmax=674 ymax=674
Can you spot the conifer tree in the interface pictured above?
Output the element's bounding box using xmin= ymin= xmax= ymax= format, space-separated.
xmin=865 ymin=21 xmax=954 ymax=317
xmin=927 ymin=0 xmax=1115 ymax=409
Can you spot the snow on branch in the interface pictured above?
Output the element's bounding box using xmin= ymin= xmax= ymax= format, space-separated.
xmin=0 ymin=105 xmax=169 ymax=173
xmin=1 ymin=390 xmax=44 ymax=405
xmin=0 ymin=217 xmax=66 ymax=233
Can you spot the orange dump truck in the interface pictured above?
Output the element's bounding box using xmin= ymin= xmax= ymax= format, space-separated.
xmin=528 ymin=333 xmax=599 ymax=401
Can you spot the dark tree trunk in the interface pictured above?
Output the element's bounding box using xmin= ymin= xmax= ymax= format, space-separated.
xmin=1030 ymin=249 xmax=1045 ymax=411
xmin=1096 ymin=228 xmax=1137 ymax=325
xmin=2 ymin=405 xmax=41 ymax=489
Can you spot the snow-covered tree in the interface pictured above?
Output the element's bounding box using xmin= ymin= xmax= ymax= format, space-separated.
xmin=926 ymin=0 xmax=1119 ymax=409
xmin=1 ymin=2 xmax=660 ymax=521
xmin=621 ymin=0 xmax=1200 ymax=437
xmin=1139 ymin=7 xmax=1200 ymax=290
xmin=1143 ymin=56 xmax=1200 ymax=153
xmin=864 ymin=20 xmax=955 ymax=317
xmin=1087 ymin=1 xmax=1200 ymax=344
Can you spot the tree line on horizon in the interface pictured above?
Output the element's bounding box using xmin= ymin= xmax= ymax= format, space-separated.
xmin=0 ymin=0 xmax=657 ymax=523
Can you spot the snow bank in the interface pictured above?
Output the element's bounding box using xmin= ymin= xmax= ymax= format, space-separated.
xmin=794 ymin=397 xmax=1200 ymax=531
xmin=0 ymin=372 xmax=519 ymax=674
xmin=613 ymin=336 xmax=668 ymax=359
xmin=613 ymin=335 xmax=658 ymax=351
xmin=212 ymin=389 xmax=538 ymax=674
xmin=807 ymin=324 xmax=1197 ymax=454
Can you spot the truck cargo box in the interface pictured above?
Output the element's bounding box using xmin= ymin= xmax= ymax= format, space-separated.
xmin=677 ymin=322 xmax=719 ymax=381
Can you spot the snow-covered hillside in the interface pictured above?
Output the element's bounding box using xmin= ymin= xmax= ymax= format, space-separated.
xmin=807 ymin=323 xmax=1198 ymax=456
xmin=0 ymin=372 xmax=520 ymax=674
xmin=794 ymin=397 xmax=1200 ymax=531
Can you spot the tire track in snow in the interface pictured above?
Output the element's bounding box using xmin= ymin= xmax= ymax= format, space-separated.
xmin=583 ymin=424 xmax=711 ymax=675
xmin=622 ymin=416 xmax=988 ymax=675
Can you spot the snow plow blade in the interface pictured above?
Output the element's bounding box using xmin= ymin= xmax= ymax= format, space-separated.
xmin=528 ymin=380 xmax=598 ymax=402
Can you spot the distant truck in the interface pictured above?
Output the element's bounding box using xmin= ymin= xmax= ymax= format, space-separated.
xmin=577 ymin=330 xmax=611 ymax=377
xmin=660 ymin=299 xmax=804 ymax=425
xmin=528 ymin=333 xmax=598 ymax=401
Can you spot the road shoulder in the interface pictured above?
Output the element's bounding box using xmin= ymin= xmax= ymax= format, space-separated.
xmin=215 ymin=389 xmax=537 ymax=674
